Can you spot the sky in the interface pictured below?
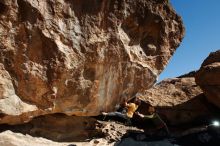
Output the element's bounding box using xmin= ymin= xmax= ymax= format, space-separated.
xmin=158 ymin=0 xmax=220 ymax=81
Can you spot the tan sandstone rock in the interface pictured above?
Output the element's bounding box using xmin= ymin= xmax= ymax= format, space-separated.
xmin=0 ymin=0 xmax=184 ymax=124
xmin=0 ymin=130 xmax=68 ymax=146
xmin=140 ymin=75 xmax=214 ymax=125
xmin=195 ymin=50 xmax=220 ymax=108
xmin=0 ymin=130 xmax=112 ymax=146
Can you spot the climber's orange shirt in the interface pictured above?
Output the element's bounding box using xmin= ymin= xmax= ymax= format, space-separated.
xmin=126 ymin=103 xmax=138 ymax=118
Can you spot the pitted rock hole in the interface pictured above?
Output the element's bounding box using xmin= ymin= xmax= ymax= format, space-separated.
xmin=17 ymin=0 xmax=43 ymax=24
xmin=83 ymin=67 xmax=96 ymax=81
xmin=0 ymin=2 xmax=7 ymax=14
xmin=140 ymin=36 xmax=157 ymax=56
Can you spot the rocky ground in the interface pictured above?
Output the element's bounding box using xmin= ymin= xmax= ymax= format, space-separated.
xmin=1 ymin=118 xmax=220 ymax=146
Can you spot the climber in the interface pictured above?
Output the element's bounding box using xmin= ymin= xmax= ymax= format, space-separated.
xmin=102 ymin=97 xmax=141 ymax=125
xmin=134 ymin=104 xmax=170 ymax=137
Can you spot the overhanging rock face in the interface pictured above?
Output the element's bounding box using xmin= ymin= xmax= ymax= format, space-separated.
xmin=0 ymin=0 xmax=184 ymax=124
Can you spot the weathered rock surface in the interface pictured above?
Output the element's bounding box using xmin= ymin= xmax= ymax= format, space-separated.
xmin=140 ymin=76 xmax=215 ymax=125
xmin=0 ymin=130 xmax=69 ymax=146
xmin=0 ymin=0 xmax=184 ymax=124
xmin=0 ymin=130 xmax=112 ymax=146
xmin=195 ymin=50 xmax=220 ymax=108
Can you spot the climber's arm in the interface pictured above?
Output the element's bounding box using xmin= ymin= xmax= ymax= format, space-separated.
xmin=135 ymin=112 xmax=155 ymax=119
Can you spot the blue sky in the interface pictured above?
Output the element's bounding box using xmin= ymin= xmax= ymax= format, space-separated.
xmin=159 ymin=0 xmax=220 ymax=81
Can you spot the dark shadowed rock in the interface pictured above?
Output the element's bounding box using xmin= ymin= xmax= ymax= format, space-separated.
xmin=0 ymin=114 xmax=104 ymax=142
xmin=139 ymin=76 xmax=216 ymax=126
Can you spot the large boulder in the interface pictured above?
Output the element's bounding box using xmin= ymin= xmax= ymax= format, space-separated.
xmin=195 ymin=50 xmax=220 ymax=108
xmin=0 ymin=0 xmax=184 ymax=124
xmin=140 ymin=75 xmax=215 ymax=126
